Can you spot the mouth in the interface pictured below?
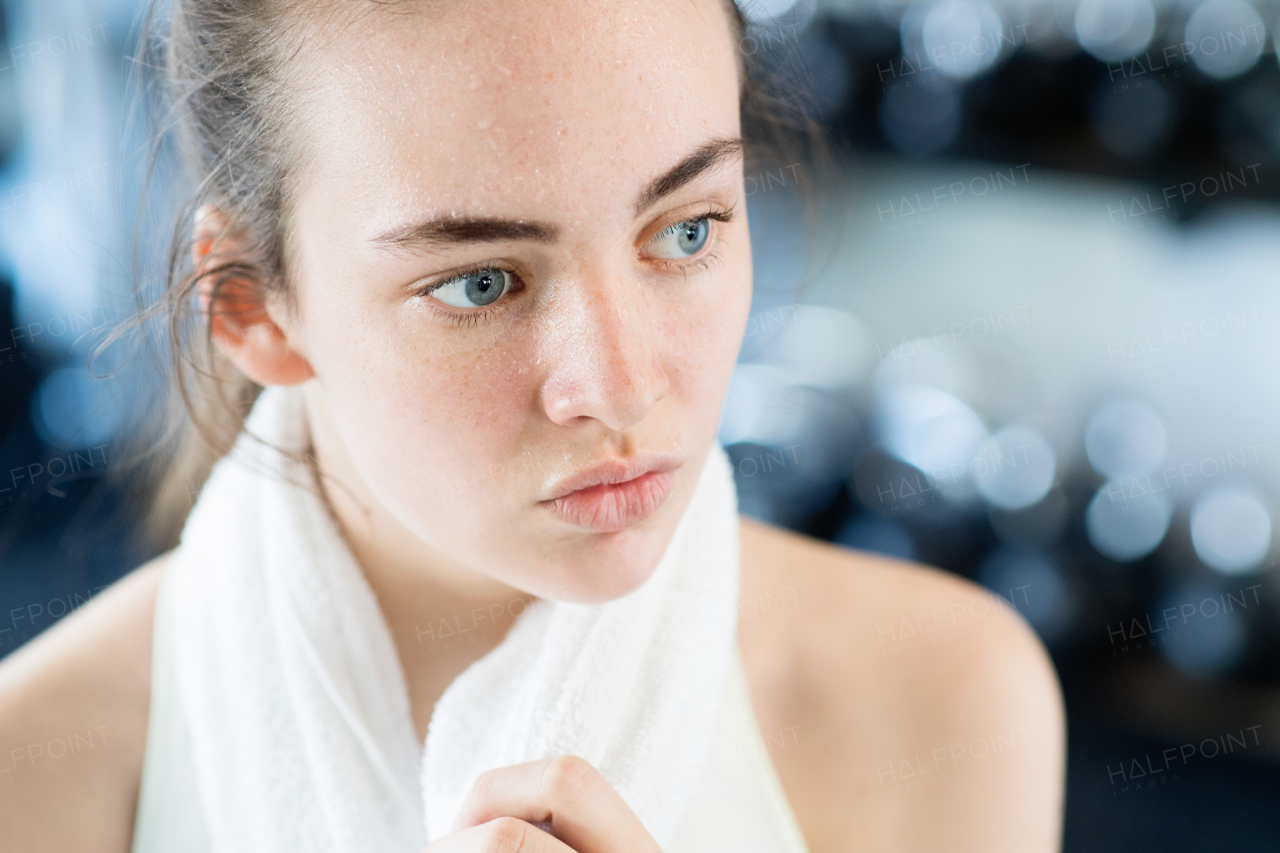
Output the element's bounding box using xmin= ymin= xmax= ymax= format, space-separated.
xmin=540 ymin=454 xmax=681 ymax=532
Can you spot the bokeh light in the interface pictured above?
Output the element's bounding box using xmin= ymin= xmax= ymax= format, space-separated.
xmin=762 ymin=305 xmax=873 ymax=390
xmin=875 ymin=382 xmax=988 ymax=478
xmin=1086 ymin=481 xmax=1174 ymax=562
xmin=1190 ymin=483 xmax=1273 ymax=574
xmin=1084 ymin=399 xmax=1167 ymax=479
xmin=1074 ymin=0 xmax=1156 ymax=62
xmin=718 ymin=364 xmax=807 ymax=447
xmin=1185 ymin=0 xmax=1266 ymax=80
xmin=973 ymin=424 xmax=1057 ymax=510
xmin=920 ymin=0 xmax=1005 ymax=80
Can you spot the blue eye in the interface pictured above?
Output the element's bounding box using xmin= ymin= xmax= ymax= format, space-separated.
xmin=649 ymin=217 xmax=710 ymax=259
xmin=428 ymin=268 xmax=513 ymax=308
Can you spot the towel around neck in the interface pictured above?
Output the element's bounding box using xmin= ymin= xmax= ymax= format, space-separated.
xmin=158 ymin=383 xmax=743 ymax=852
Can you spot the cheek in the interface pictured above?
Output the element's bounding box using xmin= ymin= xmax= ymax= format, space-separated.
xmin=305 ymin=295 xmax=539 ymax=508
xmin=666 ymin=243 xmax=753 ymax=419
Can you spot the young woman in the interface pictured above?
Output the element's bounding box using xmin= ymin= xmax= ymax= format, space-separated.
xmin=0 ymin=1 xmax=1066 ymax=851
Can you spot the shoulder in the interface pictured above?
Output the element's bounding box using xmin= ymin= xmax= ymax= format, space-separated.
xmin=737 ymin=515 xmax=1064 ymax=853
xmin=0 ymin=551 xmax=171 ymax=853
xmin=736 ymin=515 xmax=1060 ymax=694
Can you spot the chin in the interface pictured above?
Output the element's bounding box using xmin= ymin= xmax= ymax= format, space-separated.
xmin=545 ymin=520 xmax=675 ymax=604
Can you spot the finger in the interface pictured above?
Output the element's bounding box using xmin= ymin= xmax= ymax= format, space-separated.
xmin=425 ymin=816 xmax=576 ymax=853
xmin=450 ymin=755 xmax=662 ymax=853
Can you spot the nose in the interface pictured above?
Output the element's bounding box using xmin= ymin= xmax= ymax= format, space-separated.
xmin=538 ymin=273 xmax=670 ymax=432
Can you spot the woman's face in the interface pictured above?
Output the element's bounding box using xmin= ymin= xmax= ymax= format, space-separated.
xmin=276 ymin=0 xmax=752 ymax=603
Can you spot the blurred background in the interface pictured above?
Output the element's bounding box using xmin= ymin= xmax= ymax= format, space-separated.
xmin=2 ymin=0 xmax=1280 ymax=848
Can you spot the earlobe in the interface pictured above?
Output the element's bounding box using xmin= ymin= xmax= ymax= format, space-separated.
xmin=194 ymin=205 xmax=315 ymax=387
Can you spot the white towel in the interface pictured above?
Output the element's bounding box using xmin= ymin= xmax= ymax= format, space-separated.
xmin=162 ymin=382 xmax=742 ymax=852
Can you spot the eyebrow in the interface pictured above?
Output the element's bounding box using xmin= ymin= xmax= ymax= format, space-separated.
xmin=370 ymin=136 xmax=744 ymax=252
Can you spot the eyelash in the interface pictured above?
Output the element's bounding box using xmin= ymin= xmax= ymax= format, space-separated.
xmin=648 ymin=204 xmax=735 ymax=278
xmin=415 ymin=202 xmax=737 ymax=328
xmin=414 ymin=260 xmax=520 ymax=329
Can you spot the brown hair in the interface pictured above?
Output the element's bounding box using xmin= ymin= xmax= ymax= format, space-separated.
xmin=115 ymin=0 xmax=847 ymax=550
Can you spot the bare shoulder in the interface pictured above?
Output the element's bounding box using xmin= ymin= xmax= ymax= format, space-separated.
xmin=0 ymin=551 xmax=171 ymax=853
xmin=737 ymin=516 xmax=1064 ymax=853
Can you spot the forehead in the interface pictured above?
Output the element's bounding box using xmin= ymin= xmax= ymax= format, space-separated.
xmin=286 ymin=0 xmax=742 ymax=234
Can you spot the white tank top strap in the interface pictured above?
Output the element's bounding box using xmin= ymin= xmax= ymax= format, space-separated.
xmin=666 ymin=642 xmax=813 ymax=853
xmin=130 ymin=560 xmax=213 ymax=853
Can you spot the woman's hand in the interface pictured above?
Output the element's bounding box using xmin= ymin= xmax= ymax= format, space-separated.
xmin=422 ymin=754 xmax=663 ymax=853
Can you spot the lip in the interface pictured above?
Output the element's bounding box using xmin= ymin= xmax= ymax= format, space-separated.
xmin=540 ymin=453 xmax=681 ymax=531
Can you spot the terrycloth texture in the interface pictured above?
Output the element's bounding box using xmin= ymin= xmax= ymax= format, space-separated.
xmin=161 ymin=383 xmax=742 ymax=852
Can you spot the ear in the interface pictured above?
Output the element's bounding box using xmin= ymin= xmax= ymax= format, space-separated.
xmin=194 ymin=205 xmax=315 ymax=386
